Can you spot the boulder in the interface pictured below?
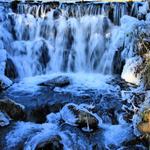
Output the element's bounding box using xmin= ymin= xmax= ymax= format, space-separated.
xmin=35 ymin=135 xmax=63 ymax=150
xmin=38 ymin=76 xmax=70 ymax=89
xmin=0 ymin=111 xmax=10 ymax=127
xmin=137 ymin=122 xmax=150 ymax=134
xmin=137 ymin=109 xmax=150 ymax=134
xmin=0 ymin=98 xmax=26 ymax=121
xmin=0 ymin=75 xmax=12 ymax=91
xmin=31 ymin=103 xmax=64 ymax=123
xmin=60 ymin=103 xmax=100 ymax=132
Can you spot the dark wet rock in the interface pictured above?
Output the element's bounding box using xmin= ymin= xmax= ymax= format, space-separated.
xmin=10 ymin=0 xmax=20 ymax=13
xmin=53 ymin=9 xmax=62 ymax=19
xmin=98 ymin=108 xmax=119 ymax=125
xmin=5 ymin=58 xmax=18 ymax=80
xmin=31 ymin=102 xmax=65 ymax=123
xmin=35 ymin=135 xmax=63 ymax=150
xmin=137 ymin=36 xmax=150 ymax=55
xmin=108 ymin=76 xmax=131 ymax=90
xmin=122 ymin=111 xmax=133 ymax=123
xmin=0 ymin=76 xmax=12 ymax=91
xmin=0 ymin=111 xmax=10 ymax=127
xmin=38 ymin=76 xmax=70 ymax=89
xmin=0 ymin=98 xmax=26 ymax=121
xmin=112 ymin=47 xmax=125 ymax=75
xmin=119 ymin=145 xmax=147 ymax=150
xmin=122 ymin=91 xmax=146 ymax=107
xmin=39 ymin=41 xmax=50 ymax=71
xmin=122 ymin=137 xmax=149 ymax=150
xmin=121 ymin=92 xmax=146 ymax=123
xmin=61 ymin=103 xmax=100 ymax=131
xmin=102 ymin=16 xmax=110 ymax=34
xmin=138 ymin=13 xmax=146 ymax=21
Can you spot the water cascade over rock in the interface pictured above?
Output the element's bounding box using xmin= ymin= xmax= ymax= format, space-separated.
xmin=0 ymin=1 xmax=150 ymax=150
xmin=0 ymin=1 xmax=149 ymax=80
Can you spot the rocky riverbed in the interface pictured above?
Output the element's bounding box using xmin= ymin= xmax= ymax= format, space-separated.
xmin=0 ymin=73 xmax=149 ymax=150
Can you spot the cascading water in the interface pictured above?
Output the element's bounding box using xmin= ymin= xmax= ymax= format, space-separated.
xmin=0 ymin=5 xmax=119 ymax=79
xmin=0 ymin=2 xmax=150 ymax=150
xmin=0 ymin=1 xmax=147 ymax=80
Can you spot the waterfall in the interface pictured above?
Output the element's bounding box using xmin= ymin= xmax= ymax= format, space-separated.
xmin=0 ymin=1 xmax=147 ymax=79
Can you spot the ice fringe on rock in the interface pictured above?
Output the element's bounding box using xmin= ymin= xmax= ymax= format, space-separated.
xmin=121 ymin=57 xmax=143 ymax=85
xmin=47 ymin=103 xmax=102 ymax=132
xmin=0 ymin=111 xmax=10 ymax=127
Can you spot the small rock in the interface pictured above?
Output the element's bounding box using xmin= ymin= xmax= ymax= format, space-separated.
xmin=35 ymin=135 xmax=63 ymax=150
xmin=38 ymin=76 xmax=70 ymax=88
xmin=0 ymin=111 xmax=10 ymax=127
xmin=60 ymin=103 xmax=100 ymax=132
xmin=5 ymin=58 xmax=18 ymax=80
xmin=53 ymin=9 xmax=62 ymax=19
xmin=141 ymin=109 xmax=150 ymax=122
xmin=0 ymin=98 xmax=26 ymax=121
xmin=0 ymin=75 xmax=12 ymax=91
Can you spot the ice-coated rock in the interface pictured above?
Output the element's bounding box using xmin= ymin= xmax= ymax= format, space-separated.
xmin=0 ymin=111 xmax=10 ymax=127
xmin=0 ymin=75 xmax=12 ymax=91
xmin=0 ymin=98 xmax=26 ymax=121
xmin=139 ymin=2 xmax=149 ymax=15
xmin=38 ymin=76 xmax=71 ymax=88
xmin=120 ymin=15 xmax=139 ymax=28
xmin=60 ymin=103 xmax=101 ymax=132
xmin=146 ymin=13 xmax=150 ymax=21
xmin=121 ymin=57 xmax=143 ymax=85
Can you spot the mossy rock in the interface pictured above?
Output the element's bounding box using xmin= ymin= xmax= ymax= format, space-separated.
xmin=141 ymin=108 xmax=150 ymax=122
xmin=137 ymin=108 xmax=150 ymax=135
xmin=137 ymin=122 xmax=150 ymax=134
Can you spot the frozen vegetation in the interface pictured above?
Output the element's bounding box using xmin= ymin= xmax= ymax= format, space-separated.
xmin=0 ymin=1 xmax=150 ymax=150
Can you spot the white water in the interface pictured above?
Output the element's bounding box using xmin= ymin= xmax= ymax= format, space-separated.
xmin=1 ymin=9 xmax=119 ymax=79
xmin=0 ymin=2 xmax=147 ymax=80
